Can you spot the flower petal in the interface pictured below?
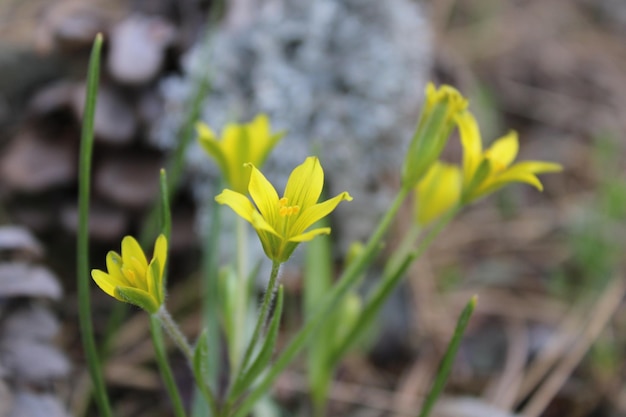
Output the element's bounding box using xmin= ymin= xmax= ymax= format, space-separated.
xmin=247 ymin=163 xmax=279 ymax=225
xmin=483 ymin=160 xmax=562 ymax=193
xmin=153 ymin=234 xmax=168 ymax=282
xmin=485 ymin=131 xmax=518 ymax=170
xmin=215 ymin=189 xmax=257 ymax=224
xmin=251 ymin=211 xmax=281 ymax=237
xmin=284 ymin=157 xmax=324 ymax=210
xmin=288 ymin=226 xmax=331 ymax=242
xmin=291 ymin=191 xmax=353 ymax=236
xmin=121 ymin=236 xmax=148 ymax=274
xmin=197 ymin=123 xmax=230 ymax=180
xmin=147 ymin=258 xmax=163 ymax=305
xmin=105 ymin=251 xmax=132 ymax=286
xmin=456 ymin=111 xmax=483 ymax=185
xmin=92 ymin=270 xmax=126 ymax=301
xmin=416 ymin=162 xmax=461 ymax=225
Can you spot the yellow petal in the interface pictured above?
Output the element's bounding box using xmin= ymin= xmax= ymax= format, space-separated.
xmin=488 ymin=161 xmax=562 ymax=191
xmin=289 ymin=227 xmax=331 ymax=242
xmin=291 ymin=191 xmax=353 ymax=236
xmin=251 ymin=210 xmax=281 ymax=237
xmin=416 ymin=162 xmax=461 ymax=225
xmin=153 ymin=234 xmax=168 ymax=284
xmin=147 ymin=258 xmax=162 ymax=305
xmin=105 ymin=251 xmax=132 ymax=286
xmin=485 ymin=131 xmax=518 ymax=170
xmin=247 ymin=163 xmax=280 ymax=225
xmin=91 ymin=270 xmax=126 ymax=301
xmin=121 ymin=236 xmax=148 ymax=274
xmin=215 ymin=189 xmax=257 ymax=223
xmin=456 ymin=111 xmax=483 ymax=184
xmin=248 ymin=114 xmax=270 ymax=161
xmin=284 ymin=157 xmax=324 ymax=210
xmin=198 ymin=129 xmax=230 ymax=180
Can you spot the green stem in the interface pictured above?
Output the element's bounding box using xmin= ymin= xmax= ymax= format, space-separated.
xmin=232 ymin=215 xmax=249 ymax=374
xmin=77 ymin=34 xmax=113 ymax=417
xmin=156 ymin=307 xmax=194 ymax=365
xmin=418 ymin=296 xmax=477 ymax=417
xmin=239 ymin=260 xmax=281 ymax=374
xmin=331 ymin=207 xmax=459 ymax=365
xmin=231 ymin=186 xmax=411 ymax=417
xmin=150 ymin=315 xmax=188 ymax=417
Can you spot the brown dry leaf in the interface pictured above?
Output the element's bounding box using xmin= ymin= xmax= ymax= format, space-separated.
xmin=0 ymin=263 xmax=61 ymax=299
xmin=0 ymin=339 xmax=70 ymax=382
xmin=0 ymin=226 xmax=43 ymax=258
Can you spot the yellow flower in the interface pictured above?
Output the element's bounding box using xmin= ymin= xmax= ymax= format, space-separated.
xmin=197 ymin=114 xmax=284 ymax=194
xmin=456 ymin=111 xmax=563 ymax=202
xmin=402 ymin=83 xmax=468 ymax=188
xmin=91 ymin=235 xmax=167 ymax=314
xmin=215 ymin=157 xmax=353 ymax=263
xmin=415 ymin=161 xmax=462 ymax=225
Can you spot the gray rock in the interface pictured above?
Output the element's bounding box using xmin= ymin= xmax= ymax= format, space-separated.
xmin=0 ymin=263 xmax=61 ymax=300
xmin=154 ymin=0 xmax=432 ymax=257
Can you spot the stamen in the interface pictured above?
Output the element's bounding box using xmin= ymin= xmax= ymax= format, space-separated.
xmin=278 ymin=198 xmax=300 ymax=216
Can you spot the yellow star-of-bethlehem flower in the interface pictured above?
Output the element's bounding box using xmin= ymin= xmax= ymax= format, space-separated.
xmin=215 ymin=156 xmax=353 ymax=263
xmin=91 ymin=235 xmax=167 ymax=314
xmin=402 ymin=83 xmax=468 ymax=188
xmin=197 ymin=114 xmax=284 ymax=194
xmin=456 ymin=111 xmax=563 ymax=202
xmin=415 ymin=161 xmax=462 ymax=226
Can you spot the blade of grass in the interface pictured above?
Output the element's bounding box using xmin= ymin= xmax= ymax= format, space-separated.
xmin=150 ymin=315 xmax=188 ymax=417
xmin=149 ymin=169 xmax=187 ymax=417
xmin=77 ymin=33 xmax=113 ymax=417
xmin=417 ymin=295 xmax=477 ymax=417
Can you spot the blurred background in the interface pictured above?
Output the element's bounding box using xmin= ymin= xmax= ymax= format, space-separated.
xmin=0 ymin=1 xmax=625 ymax=416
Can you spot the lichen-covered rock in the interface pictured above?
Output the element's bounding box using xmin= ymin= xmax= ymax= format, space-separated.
xmin=154 ymin=0 xmax=431 ymax=256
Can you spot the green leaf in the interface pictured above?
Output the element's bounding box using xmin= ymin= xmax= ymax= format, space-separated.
xmin=192 ymin=330 xmax=220 ymax=414
xmin=418 ymin=296 xmax=477 ymax=417
xmin=230 ymin=285 xmax=284 ymax=400
xmin=77 ymin=33 xmax=113 ymax=417
xmin=304 ymin=220 xmax=335 ymax=412
xmin=330 ymin=251 xmax=416 ymax=364
xmin=218 ymin=266 xmax=239 ymax=357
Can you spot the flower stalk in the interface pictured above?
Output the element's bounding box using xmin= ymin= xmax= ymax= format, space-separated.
xmin=156 ymin=306 xmax=195 ymax=364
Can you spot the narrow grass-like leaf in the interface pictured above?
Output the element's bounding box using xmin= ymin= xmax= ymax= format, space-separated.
xmin=148 ymin=167 xmax=188 ymax=417
xmin=160 ymin=169 xmax=172 ymax=242
xmin=304 ymin=222 xmax=334 ymax=414
xmin=76 ymin=33 xmax=113 ymax=417
xmin=330 ymin=251 xmax=416 ymax=364
xmin=230 ymin=285 xmax=284 ymax=400
xmin=193 ymin=331 xmax=221 ymax=416
xmin=150 ymin=315 xmax=187 ymax=417
xmin=417 ymin=296 xmax=477 ymax=417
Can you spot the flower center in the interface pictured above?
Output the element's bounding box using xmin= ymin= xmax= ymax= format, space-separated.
xmin=278 ymin=197 xmax=300 ymax=217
